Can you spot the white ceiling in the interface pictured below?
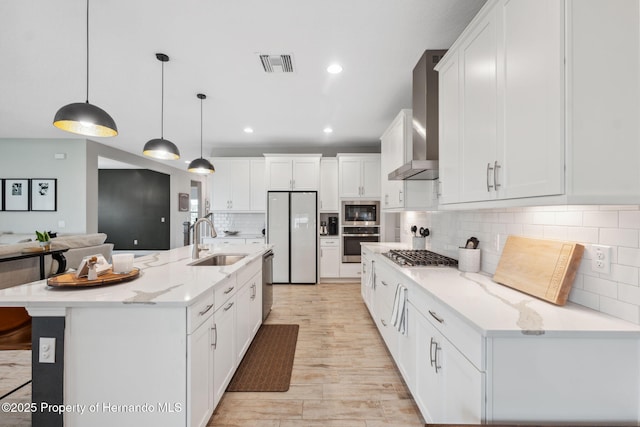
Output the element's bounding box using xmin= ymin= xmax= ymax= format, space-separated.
xmin=0 ymin=0 xmax=485 ymax=170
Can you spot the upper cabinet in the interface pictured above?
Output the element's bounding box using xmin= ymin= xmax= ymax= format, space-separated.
xmin=264 ymin=155 xmax=321 ymax=191
xmin=436 ymin=0 xmax=640 ymax=207
xmin=319 ymin=158 xmax=339 ymax=212
xmin=249 ymin=159 xmax=266 ymax=211
xmin=210 ymin=158 xmax=252 ymax=212
xmin=337 ymin=154 xmax=380 ymax=199
xmin=380 ymin=110 xmax=438 ymax=210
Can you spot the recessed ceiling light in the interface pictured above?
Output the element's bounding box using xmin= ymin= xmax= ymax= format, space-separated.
xmin=323 ymin=127 xmax=333 ymax=134
xmin=327 ymin=63 xmax=343 ymax=74
xmin=243 ymin=127 xmax=254 ymax=134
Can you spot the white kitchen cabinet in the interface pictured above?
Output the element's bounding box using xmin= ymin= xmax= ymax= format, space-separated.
xmin=210 ymin=158 xmax=261 ymax=211
xmin=236 ymin=270 xmax=262 ymax=360
xmin=187 ymin=292 xmax=215 ymax=427
xmin=250 ymin=159 xmax=266 ymax=211
xmin=320 ymin=238 xmax=340 ymax=278
xmin=413 ymin=302 xmax=483 ymax=424
xmin=319 ymin=158 xmax=339 ymax=212
xmin=360 ymin=248 xmax=373 ymax=308
xmin=362 ymin=247 xmax=640 ymax=425
xmin=187 ymin=314 xmax=214 ymax=427
xmin=212 ymin=295 xmax=235 ymax=408
xmin=380 ymin=110 xmax=438 ymax=210
xmin=437 ymin=0 xmax=640 ymax=208
xmin=264 ymin=155 xmax=321 ymax=190
xmin=337 ymin=154 xmax=380 ymax=199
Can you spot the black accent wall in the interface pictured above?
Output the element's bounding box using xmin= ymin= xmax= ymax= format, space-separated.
xmin=32 ymin=317 xmax=65 ymax=427
xmin=98 ymin=169 xmax=170 ymax=250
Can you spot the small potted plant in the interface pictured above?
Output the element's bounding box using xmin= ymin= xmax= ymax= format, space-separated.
xmin=35 ymin=231 xmax=51 ymax=251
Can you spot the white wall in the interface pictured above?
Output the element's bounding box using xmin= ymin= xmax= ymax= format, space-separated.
xmin=399 ymin=205 xmax=640 ymax=324
xmin=0 ymin=139 xmax=205 ymax=249
xmin=0 ymin=139 xmax=88 ymax=234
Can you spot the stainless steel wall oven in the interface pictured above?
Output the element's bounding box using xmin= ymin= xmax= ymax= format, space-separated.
xmin=342 ymin=226 xmax=379 ymax=263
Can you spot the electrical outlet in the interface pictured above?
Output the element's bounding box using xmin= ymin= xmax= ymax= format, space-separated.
xmin=134 ymin=239 xmax=138 ymax=245
xmin=591 ymin=244 xmax=611 ymax=274
xmin=39 ymin=337 xmax=56 ymax=363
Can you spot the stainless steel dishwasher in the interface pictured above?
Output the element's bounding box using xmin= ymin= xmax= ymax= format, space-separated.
xmin=262 ymin=250 xmax=274 ymax=321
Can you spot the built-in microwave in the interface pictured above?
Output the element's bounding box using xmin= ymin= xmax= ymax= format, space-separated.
xmin=342 ymin=201 xmax=380 ymax=226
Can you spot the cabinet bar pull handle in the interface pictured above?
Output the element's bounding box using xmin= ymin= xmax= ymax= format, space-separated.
xmin=212 ymin=325 xmax=217 ymax=349
xmin=429 ymin=337 xmax=436 ymax=367
xmin=381 ymin=280 xmax=389 ymax=286
xmin=224 ymin=286 xmax=235 ymax=294
xmin=428 ymin=310 xmax=444 ymax=324
xmin=437 ymin=180 xmax=442 ymax=197
xmin=434 ymin=341 xmax=442 ymax=373
xmin=399 ymin=190 xmax=403 ymax=203
xmin=224 ymin=302 xmax=234 ymax=311
xmin=494 ymin=161 xmax=501 ymax=189
xmin=486 ymin=163 xmax=494 ymax=191
xmin=199 ymin=304 xmax=214 ymax=316
xmin=381 ymin=319 xmax=387 ymax=327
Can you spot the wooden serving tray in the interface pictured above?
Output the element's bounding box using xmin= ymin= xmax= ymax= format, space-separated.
xmin=47 ymin=268 xmax=140 ymax=288
xmin=493 ymin=236 xmax=584 ymax=306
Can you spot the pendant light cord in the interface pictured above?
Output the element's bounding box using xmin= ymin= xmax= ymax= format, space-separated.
xmin=161 ymin=60 xmax=164 ymax=139
xmin=200 ymin=97 xmax=204 ymax=157
xmin=85 ymin=0 xmax=90 ymax=103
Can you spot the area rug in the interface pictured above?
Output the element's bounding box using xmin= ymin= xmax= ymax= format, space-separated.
xmin=226 ymin=324 xmax=299 ymax=392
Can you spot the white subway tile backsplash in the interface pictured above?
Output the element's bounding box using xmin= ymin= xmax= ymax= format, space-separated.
xmin=599 ymin=297 xmax=640 ymax=324
xmin=568 ymin=288 xmax=599 ymax=311
xmin=400 ymin=204 xmax=640 ymax=324
xmin=583 ymin=211 xmax=618 ymax=228
xmin=620 ymin=211 xmax=640 ymax=229
xmin=618 ymin=247 xmax=640 ymax=268
xmin=600 ymin=228 xmax=639 ymax=248
xmin=583 ymin=275 xmax=618 ymax=298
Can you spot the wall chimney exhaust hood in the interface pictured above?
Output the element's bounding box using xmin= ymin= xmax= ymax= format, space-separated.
xmin=388 ymin=50 xmax=446 ymax=180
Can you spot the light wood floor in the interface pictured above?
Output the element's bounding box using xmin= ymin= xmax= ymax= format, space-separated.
xmin=208 ymin=282 xmax=425 ymax=427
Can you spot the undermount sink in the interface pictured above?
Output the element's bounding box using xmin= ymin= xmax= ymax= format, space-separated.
xmin=190 ymin=254 xmax=247 ymax=266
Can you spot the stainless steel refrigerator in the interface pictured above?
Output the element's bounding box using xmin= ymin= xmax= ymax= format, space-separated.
xmin=267 ymin=191 xmax=317 ymax=284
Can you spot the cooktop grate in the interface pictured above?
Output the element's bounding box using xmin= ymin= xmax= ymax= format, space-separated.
xmin=384 ymin=249 xmax=458 ymax=267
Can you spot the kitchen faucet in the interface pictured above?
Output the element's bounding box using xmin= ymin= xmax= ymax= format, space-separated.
xmin=192 ymin=217 xmax=217 ymax=259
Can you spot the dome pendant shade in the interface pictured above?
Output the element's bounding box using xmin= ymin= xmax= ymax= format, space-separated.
xmin=188 ymin=157 xmax=215 ymax=174
xmin=53 ymin=102 xmax=118 ymax=137
xmin=188 ymin=92 xmax=214 ymax=174
xmin=143 ymin=138 xmax=180 ymax=160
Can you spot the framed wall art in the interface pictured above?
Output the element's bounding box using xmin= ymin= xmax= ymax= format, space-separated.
xmin=30 ymin=178 xmax=57 ymax=211
xmin=4 ymin=179 xmax=30 ymax=211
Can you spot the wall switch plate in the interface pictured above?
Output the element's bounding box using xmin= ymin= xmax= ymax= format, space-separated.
xmin=134 ymin=239 xmax=138 ymax=245
xmin=39 ymin=337 xmax=56 ymax=363
xmin=590 ymin=244 xmax=611 ymax=274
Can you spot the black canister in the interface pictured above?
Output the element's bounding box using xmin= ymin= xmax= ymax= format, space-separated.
xmin=328 ymin=217 xmax=338 ymax=235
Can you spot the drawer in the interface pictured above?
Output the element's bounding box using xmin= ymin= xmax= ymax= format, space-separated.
xmin=214 ymin=275 xmax=238 ymax=310
xmin=320 ymin=238 xmax=340 ymax=247
xmin=236 ymin=257 xmax=261 ymax=286
xmin=187 ymin=291 xmax=214 ymax=333
xmin=409 ymin=285 xmax=484 ymax=370
xmin=245 ymin=238 xmax=265 ymax=245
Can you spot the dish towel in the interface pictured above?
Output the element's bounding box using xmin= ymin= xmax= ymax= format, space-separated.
xmin=367 ymin=260 xmax=376 ymax=289
xmin=391 ymin=284 xmax=408 ymax=335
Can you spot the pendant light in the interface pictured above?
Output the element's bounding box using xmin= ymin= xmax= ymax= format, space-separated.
xmin=143 ymin=53 xmax=180 ymax=160
xmin=53 ymin=0 xmax=117 ymax=137
xmin=188 ymin=94 xmax=215 ymax=174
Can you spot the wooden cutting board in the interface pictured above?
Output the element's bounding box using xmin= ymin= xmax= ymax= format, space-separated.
xmin=47 ymin=268 xmax=140 ymax=288
xmin=493 ymin=236 xmax=584 ymax=305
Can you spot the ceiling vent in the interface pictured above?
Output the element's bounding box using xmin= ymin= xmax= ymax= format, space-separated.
xmin=259 ymin=54 xmax=294 ymax=73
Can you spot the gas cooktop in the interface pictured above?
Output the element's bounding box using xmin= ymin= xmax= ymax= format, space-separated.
xmin=384 ymin=249 xmax=458 ymax=267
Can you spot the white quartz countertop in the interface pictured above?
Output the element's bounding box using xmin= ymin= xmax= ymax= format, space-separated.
xmin=215 ymin=234 xmax=264 ymax=239
xmin=362 ymin=243 xmax=640 ymax=337
xmin=0 ymin=244 xmax=271 ymax=308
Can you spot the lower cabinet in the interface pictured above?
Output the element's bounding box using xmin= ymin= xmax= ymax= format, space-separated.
xmin=213 ymin=293 xmax=236 ymax=408
xmin=187 ymin=314 xmax=215 ymax=427
xmin=236 ymin=270 xmax=262 ymax=359
xmin=413 ymin=302 xmax=483 ymax=424
xmin=320 ymin=238 xmax=340 ymax=278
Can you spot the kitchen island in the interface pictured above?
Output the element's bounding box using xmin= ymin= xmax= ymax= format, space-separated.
xmin=361 ymin=242 xmax=640 ymax=425
xmin=0 ymin=243 xmax=271 ymax=427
